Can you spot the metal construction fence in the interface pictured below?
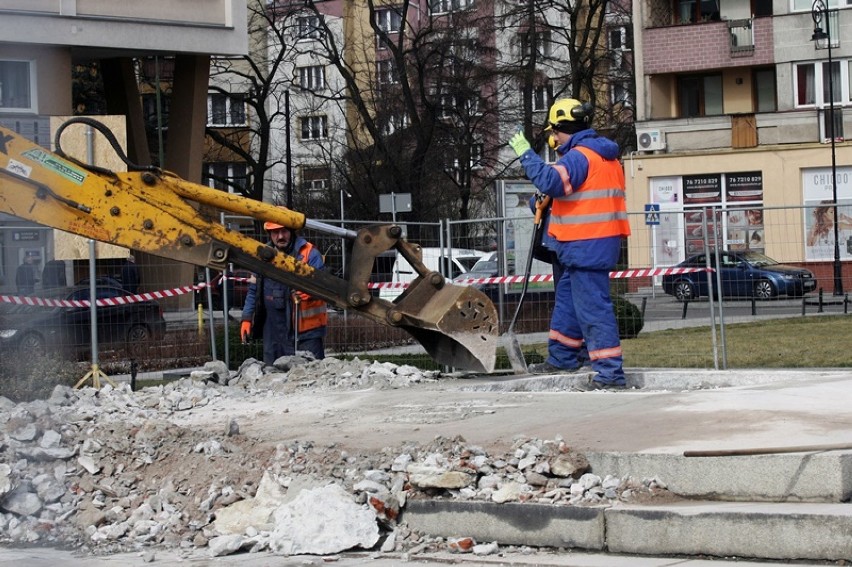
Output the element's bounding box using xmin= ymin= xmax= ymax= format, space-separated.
xmin=1 ymin=202 xmax=850 ymax=383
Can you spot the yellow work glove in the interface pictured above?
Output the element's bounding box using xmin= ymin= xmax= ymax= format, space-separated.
xmin=509 ymin=131 xmax=532 ymax=157
xmin=240 ymin=320 xmax=252 ymax=343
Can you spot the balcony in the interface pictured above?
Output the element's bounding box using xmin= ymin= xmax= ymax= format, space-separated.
xmin=643 ymin=18 xmax=772 ymax=75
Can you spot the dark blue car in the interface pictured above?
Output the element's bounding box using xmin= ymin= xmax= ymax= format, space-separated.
xmin=662 ymin=251 xmax=817 ymax=301
xmin=0 ymin=284 xmax=166 ymax=358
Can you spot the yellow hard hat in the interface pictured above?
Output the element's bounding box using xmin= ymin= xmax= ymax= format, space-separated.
xmin=263 ymin=205 xmax=289 ymax=231
xmin=547 ymin=98 xmax=593 ymax=133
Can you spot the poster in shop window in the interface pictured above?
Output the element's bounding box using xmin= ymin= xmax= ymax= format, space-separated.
xmin=683 ymin=174 xmax=721 ymax=205
xmin=726 ymin=171 xmax=763 ymax=202
xmin=802 ymin=167 xmax=852 ymax=261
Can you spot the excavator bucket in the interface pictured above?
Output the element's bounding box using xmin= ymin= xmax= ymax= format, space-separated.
xmin=385 ymin=274 xmax=499 ymax=373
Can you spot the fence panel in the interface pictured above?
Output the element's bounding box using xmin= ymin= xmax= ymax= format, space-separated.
xmin=2 ymin=202 xmax=850 ymax=392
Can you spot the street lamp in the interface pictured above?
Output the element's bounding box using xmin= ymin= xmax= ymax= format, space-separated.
xmin=811 ymin=0 xmax=844 ymax=296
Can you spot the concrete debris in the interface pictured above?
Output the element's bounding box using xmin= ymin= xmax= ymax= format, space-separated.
xmin=0 ymin=356 xmax=671 ymax=559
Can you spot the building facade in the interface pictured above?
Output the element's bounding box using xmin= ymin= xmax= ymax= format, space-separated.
xmin=628 ymin=0 xmax=851 ymax=291
xmin=0 ymin=0 xmax=248 ymax=301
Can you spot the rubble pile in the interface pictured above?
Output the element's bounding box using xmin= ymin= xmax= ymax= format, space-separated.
xmin=0 ymin=357 xmax=672 ymax=559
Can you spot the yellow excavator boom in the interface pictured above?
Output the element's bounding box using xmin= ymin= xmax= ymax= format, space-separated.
xmin=0 ymin=119 xmax=498 ymax=372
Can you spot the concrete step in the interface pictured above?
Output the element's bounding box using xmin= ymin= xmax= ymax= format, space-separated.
xmin=585 ymin=450 xmax=852 ymax=503
xmin=403 ymin=499 xmax=852 ymax=563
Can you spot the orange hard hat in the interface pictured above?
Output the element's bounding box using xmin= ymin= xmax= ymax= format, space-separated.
xmin=263 ymin=205 xmax=289 ymax=231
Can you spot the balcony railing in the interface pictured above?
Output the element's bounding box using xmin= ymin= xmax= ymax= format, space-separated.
xmin=728 ymin=18 xmax=754 ymax=55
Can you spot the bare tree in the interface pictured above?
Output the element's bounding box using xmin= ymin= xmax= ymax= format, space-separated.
xmin=277 ymin=0 xmax=521 ymax=226
xmin=202 ymin=0 xmax=306 ymax=202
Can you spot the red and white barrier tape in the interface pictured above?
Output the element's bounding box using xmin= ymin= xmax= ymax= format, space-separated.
xmin=376 ymin=266 xmax=713 ymax=288
xmin=0 ymin=267 xmax=711 ymax=306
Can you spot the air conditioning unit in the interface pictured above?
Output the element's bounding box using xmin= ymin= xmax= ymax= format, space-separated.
xmin=637 ymin=129 xmax=665 ymax=151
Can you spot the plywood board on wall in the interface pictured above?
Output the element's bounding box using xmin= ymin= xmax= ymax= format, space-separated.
xmin=49 ymin=115 xmax=132 ymax=261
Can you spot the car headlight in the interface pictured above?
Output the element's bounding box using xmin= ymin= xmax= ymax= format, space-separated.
xmin=0 ymin=329 xmax=19 ymax=339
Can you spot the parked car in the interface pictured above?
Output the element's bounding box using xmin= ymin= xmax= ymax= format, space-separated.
xmin=453 ymin=252 xmax=500 ymax=291
xmin=662 ymin=250 xmax=817 ymax=301
xmin=0 ymin=284 xmax=166 ymax=358
xmin=194 ymin=269 xmax=254 ymax=311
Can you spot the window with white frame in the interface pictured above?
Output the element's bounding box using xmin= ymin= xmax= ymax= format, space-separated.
xmin=208 ymin=93 xmax=247 ymax=127
xmin=532 ymin=86 xmax=549 ymax=111
xmin=297 ymin=15 xmax=323 ymax=40
xmin=0 ymin=60 xmax=36 ymax=112
xmin=794 ymin=60 xmax=847 ymax=107
xmin=439 ymin=93 xmax=481 ymax=118
xmin=520 ymin=31 xmax=552 ymax=59
xmin=301 ymin=166 xmax=330 ymax=197
xmin=375 ymin=8 xmax=402 ymax=33
xmin=792 ymin=0 xmax=852 ymax=11
xmin=382 ymin=113 xmax=410 ymax=135
xmin=609 ymin=25 xmax=632 ymax=70
xmin=204 ymin=162 xmax=248 ymax=194
xmin=430 ymin=0 xmax=475 ymax=14
xmin=611 ymin=80 xmax=634 ymax=108
xmin=377 ymin=59 xmax=399 ymax=85
xmin=300 ymin=115 xmax=328 ymax=140
xmin=452 ymin=142 xmax=484 ymax=170
xmin=299 ymin=65 xmax=325 ymax=90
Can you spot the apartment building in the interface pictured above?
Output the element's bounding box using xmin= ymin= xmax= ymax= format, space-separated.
xmin=0 ymin=0 xmax=248 ymax=299
xmin=628 ymin=0 xmax=851 ymax=290
xmin=266 ymin=0 xmax=576 ymax=221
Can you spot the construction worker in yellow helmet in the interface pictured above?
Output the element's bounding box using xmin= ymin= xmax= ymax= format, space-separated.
xmin=508 ymin=98 xmax=632 ymax=390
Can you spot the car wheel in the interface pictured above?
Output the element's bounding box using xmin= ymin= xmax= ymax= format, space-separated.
xmin=127 ymin=324 xmax=152 ymax=343
xmin=672 ymin=280 xmax=696 ymax=302
xmin=754 ymin=279 xmax=777 ymax=300
xmin=18 ymin=332 xmax=47 ymax=356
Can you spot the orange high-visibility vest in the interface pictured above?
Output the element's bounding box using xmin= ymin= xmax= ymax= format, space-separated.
xmin=548 ymin=147 xmax=631 ymax=242
xmin=294 ymin=241 xmax=328 ymax=332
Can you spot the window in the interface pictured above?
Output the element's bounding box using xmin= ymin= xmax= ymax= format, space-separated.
xmin=611 ymin=80 xmax=634 ymax=108
xmin=301 ymin=167 xmax=329 ymax=198
xmin=532 ymin=86 xmax=549 ymax=112
xmin=0 ymin=60 xmax=36 ymax=112
xmin=520 ymin=31 xmax=552 ymax=59
xmin=430 ymin=0 xmax=474 ymax=14
xmin=382 ymin=113 xmax=410 ymax=135
xmin=677 ymin=74 xmax=723 ymax=117
xmin=675 ymin=0 xmax=720 ymax=23
xmin=204 ymin=162 xmax=248 ymax=194
xmin=451 ymin=142 xmax=484 ymax=170
xmin=299 ymin=66 xmax=325 ymax=91
xmin=439 ymin=93 xmax=481 ymax=118
xmin=377 ymin=59 xmax=398 ymax=85
xmin=375 ymin=9 xmax=402 ymax=33
xmin=300 ymin=115 xmax=328 ymax=140
xmin=754 ymin=68 xmax=777 ymax=112
xmin=794 ymin=61 xmax=847 ymax=107
xmin=297 ymin=15 xmax=323 ymax=40
xmin=609 ymin=25 xmax=632 ymax=69
xmin=208 ymin=93 xmax=246 ymax=127
xmin=792 ymin=0 xmax=852 ymax=11
xmin=141 ymin=93 xmax=171 ymax=128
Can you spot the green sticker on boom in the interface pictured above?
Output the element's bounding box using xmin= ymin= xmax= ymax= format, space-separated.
xmin=21 ymin=148 xmax=87 ymax=185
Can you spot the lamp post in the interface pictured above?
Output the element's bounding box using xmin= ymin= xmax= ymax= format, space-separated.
xmin=811 ymin=0 xmax=844 ymax=296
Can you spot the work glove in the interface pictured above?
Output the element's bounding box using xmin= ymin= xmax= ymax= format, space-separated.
xmin=508 ymin=131 xmax=532 ymax=157
xmin=240 ymin=320 xmax=252 ymax=343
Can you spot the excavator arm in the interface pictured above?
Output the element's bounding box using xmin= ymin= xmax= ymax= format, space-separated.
xmin=0 ymin=119 xmax=497 ymax=372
